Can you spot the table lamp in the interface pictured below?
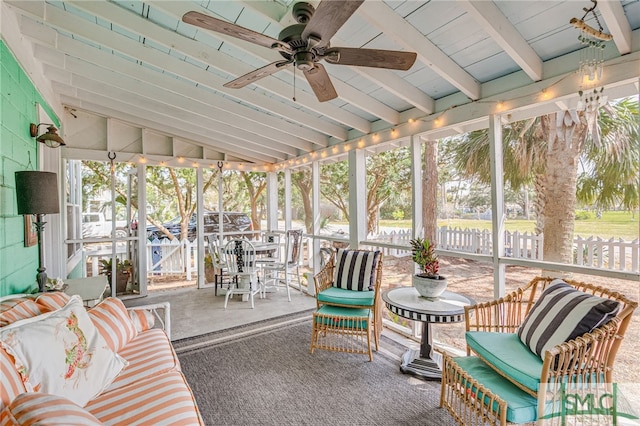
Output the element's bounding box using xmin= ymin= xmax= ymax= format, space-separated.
xmin=15 ymin=171 xmax=60 ymax=292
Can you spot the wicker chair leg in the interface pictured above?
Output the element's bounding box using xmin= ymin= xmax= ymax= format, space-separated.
xmin=310 ymin=322 xmax=317 ymax=354
xmin=310 ymin=310 xmax=373 ymax=361
xmin=440 ymin=355 xmax=507 ymax=426
xmin=366 ymin=326 xmax=373 ymax=361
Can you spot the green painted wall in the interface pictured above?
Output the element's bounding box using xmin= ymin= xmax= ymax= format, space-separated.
xmin=0 ymin=40 xmax=59 ymax=296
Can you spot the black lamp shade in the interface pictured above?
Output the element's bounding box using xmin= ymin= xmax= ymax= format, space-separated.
xmin=15 ymin=171 xmax=60 ymax=215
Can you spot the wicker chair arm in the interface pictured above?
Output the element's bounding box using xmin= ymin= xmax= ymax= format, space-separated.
xmin=540 ymin=318 xmax=622 ymax=387
xmin=313 ymin=257 xmax=335 ymax=296
xmin=464 ymin=292 xmax=528 ymax=333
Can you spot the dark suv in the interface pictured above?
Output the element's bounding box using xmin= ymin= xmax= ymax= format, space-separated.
xmin=147 ymin=211 xmax=253 ymax=241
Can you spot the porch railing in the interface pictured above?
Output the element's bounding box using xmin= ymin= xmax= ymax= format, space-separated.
xmin=364 ymin=227 xmax=638 ymax=273
xmin=139 ymin=227 xmax=638 ymax=279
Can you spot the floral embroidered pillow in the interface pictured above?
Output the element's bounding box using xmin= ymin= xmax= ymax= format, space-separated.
xmin=0 ymin=295 xmax=127 ymax=407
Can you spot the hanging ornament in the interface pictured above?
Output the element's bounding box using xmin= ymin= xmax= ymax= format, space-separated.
xmin=108 ymin=151 xmax=117 ymax=174
xmin=570 ymin=0 xmax=612 ymax=131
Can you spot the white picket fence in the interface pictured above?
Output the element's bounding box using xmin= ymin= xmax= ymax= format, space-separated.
xmin=144 ymin=228 xmax=639 ymax=278
xmin=368 ymin=227 xmax=638 ymax=273
xmin=147 ymin=238 xmax=195 ymax=280
xmin=573 ymin=236 xmax=640 ymax=272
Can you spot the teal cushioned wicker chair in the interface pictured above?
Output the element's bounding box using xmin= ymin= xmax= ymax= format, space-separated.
xmin=310 ymin=249 xmax=383 ymax=360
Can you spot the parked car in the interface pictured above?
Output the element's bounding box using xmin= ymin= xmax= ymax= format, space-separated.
xmin=82 ymin=212 xmax=128 ymax=238
xmin=146 ymin=211 xmax=253 ymax=241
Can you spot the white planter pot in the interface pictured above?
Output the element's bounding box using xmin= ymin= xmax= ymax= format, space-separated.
xmin=412 ymin=274 xmax=447 ymax=299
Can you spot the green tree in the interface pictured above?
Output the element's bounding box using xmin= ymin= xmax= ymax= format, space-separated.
xmin=83 ymin=162 xmax=218 ymax=240
xmin=292 ymin=169 xmax=313 ymax=233
xmin=239 ymin=171 xmax=266 ymax=231
xmin=448 ymin=98 xmax=638 ymax=264
xmin=320 ymin=161 xmax=349 ymax=220
xmin=320 ymin=148 xmax=412 ymax=234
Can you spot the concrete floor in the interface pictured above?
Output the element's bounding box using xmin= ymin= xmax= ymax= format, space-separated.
xmin=123 ymin=284 xmax=317 ymax=341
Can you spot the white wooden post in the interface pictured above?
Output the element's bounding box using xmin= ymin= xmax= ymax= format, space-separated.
xmin=489 ymin=114 xmax=505 ymax=298
xmin=310 ymin=161 xmax=321 ymax=294
xmin=136 ymin=161 xmax=148 ymax=296
xmin=284 ymin=169 xmax=292 ymax=232
xmin=196 ymin=166 xmax=204 ymax=288
xmin=183 ymin=239 xmax=192 ymax=281
xmin=266 ymin=171 xmax=278 ymax=232
xmin=348 ymin=149 xmax=366 ymax=248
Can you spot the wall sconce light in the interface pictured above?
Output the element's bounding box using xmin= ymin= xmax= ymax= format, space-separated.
xmin=29 ymin=123 xmax=66 ymax=148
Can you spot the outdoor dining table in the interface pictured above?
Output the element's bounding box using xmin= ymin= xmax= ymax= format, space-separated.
xmin=252 ymin=242 xmax=281 ymax=256
xmin=222 ymin=241 xmax=280 ymax=257
xmin=223 ymin=241 xmax=281 ymax=302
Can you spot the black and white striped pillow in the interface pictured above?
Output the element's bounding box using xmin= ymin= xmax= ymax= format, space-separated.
xmin=517 ymin=279 xmax=621 ymax=358
xmin=332 ymin=249 xmax=381 ymax=291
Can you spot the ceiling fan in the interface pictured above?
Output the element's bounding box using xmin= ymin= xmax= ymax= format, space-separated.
xmin=182 ymin=1 xmax=417 ymax=102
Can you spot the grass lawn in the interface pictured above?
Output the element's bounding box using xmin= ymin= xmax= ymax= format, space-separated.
xmin=378 ymin=211 xmax=639 ymax=241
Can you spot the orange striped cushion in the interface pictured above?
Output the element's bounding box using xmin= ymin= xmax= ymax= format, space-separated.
xmin=88 ymin=298 xmax=137 ymax=352
xmin=35 ymin=292 xmax=71 ymax=313
xmin=0 ymin=349 xmax=26 ymax=412
xmin=85 ymin=371 xmax=203 ymax=425
xmin=0 ymin=296 xmax=127 ymax=407
xmin=0 ymin=298 xmax=40 ymax=327
xmin=0 ymin=392 xmax=104 ymax=425
xmin=128 ymin=309 xmax=155 ymax=332
xmin=106 ymin=329 xmax=180 ymax=393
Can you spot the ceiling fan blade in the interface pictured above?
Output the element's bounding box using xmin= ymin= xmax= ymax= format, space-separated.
xmin=303 ymin=64 xmax=338 ymax=102
xmin=183 ymin=11 xmax=291 ymax=53
xmin=323 ymin=48 xmax=417 ymax=71
xmin=301 ymin=0 xmax=364 ymax=48
xmin=224 ymin=60 xmax=293 ymax=89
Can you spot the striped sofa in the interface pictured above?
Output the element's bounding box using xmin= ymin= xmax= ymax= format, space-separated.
xmin=0 ymin=292 xmax=203 ymax=425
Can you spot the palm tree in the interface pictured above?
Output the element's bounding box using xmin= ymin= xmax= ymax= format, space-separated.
xmin=447 ymin=98 xmax=638 ymax=264
xmin=422 ymin=139 xmax=438 ymax=243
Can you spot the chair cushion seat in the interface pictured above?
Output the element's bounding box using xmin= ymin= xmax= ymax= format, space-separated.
xmin=317 ymin=287 xmax=374 ymax=307
xmin=453 ymin=356 xmax=538 ymax=424
xmin=314 ymin=305 xmax=371 ymax=329
xmin=466 ymin=331 xmax=543 ymax=393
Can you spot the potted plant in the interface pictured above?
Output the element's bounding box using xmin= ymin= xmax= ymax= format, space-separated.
xmin=99 ymin=257 xmax=132 ymax=294
xmin=410 ymin=237 xmax=447 ymax=298
xmin=204 ymin=253 xmax=217 ymax=284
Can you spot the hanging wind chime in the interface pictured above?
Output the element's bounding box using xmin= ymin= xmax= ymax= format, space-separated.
xmin=570 ymin=0 xmax=612 ymax=116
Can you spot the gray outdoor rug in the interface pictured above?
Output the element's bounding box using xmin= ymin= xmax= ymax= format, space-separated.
xmin=174 ymin=314 xmax=456 ymax=426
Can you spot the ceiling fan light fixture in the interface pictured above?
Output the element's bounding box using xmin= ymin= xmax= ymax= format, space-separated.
xmin=294 ymin=51 xmax=315 ymax=70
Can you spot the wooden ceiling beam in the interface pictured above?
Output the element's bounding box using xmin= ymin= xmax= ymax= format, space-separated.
xmin=460 ymin=0 xmax=543 ymax=82
xmin=9 ymin=0 xmax=349 ymax=141
xmin=358 ymin=1 xmax=481 ymax=100
xmin=597 ymin=0 xmax=632 ymax=55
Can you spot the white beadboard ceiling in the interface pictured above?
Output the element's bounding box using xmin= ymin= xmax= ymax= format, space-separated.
xmin=2 ymin=0 xmax=639 ymax=169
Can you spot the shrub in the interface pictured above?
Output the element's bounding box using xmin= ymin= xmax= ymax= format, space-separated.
xmin=575 ymin=210 xmax=594 ymax=220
